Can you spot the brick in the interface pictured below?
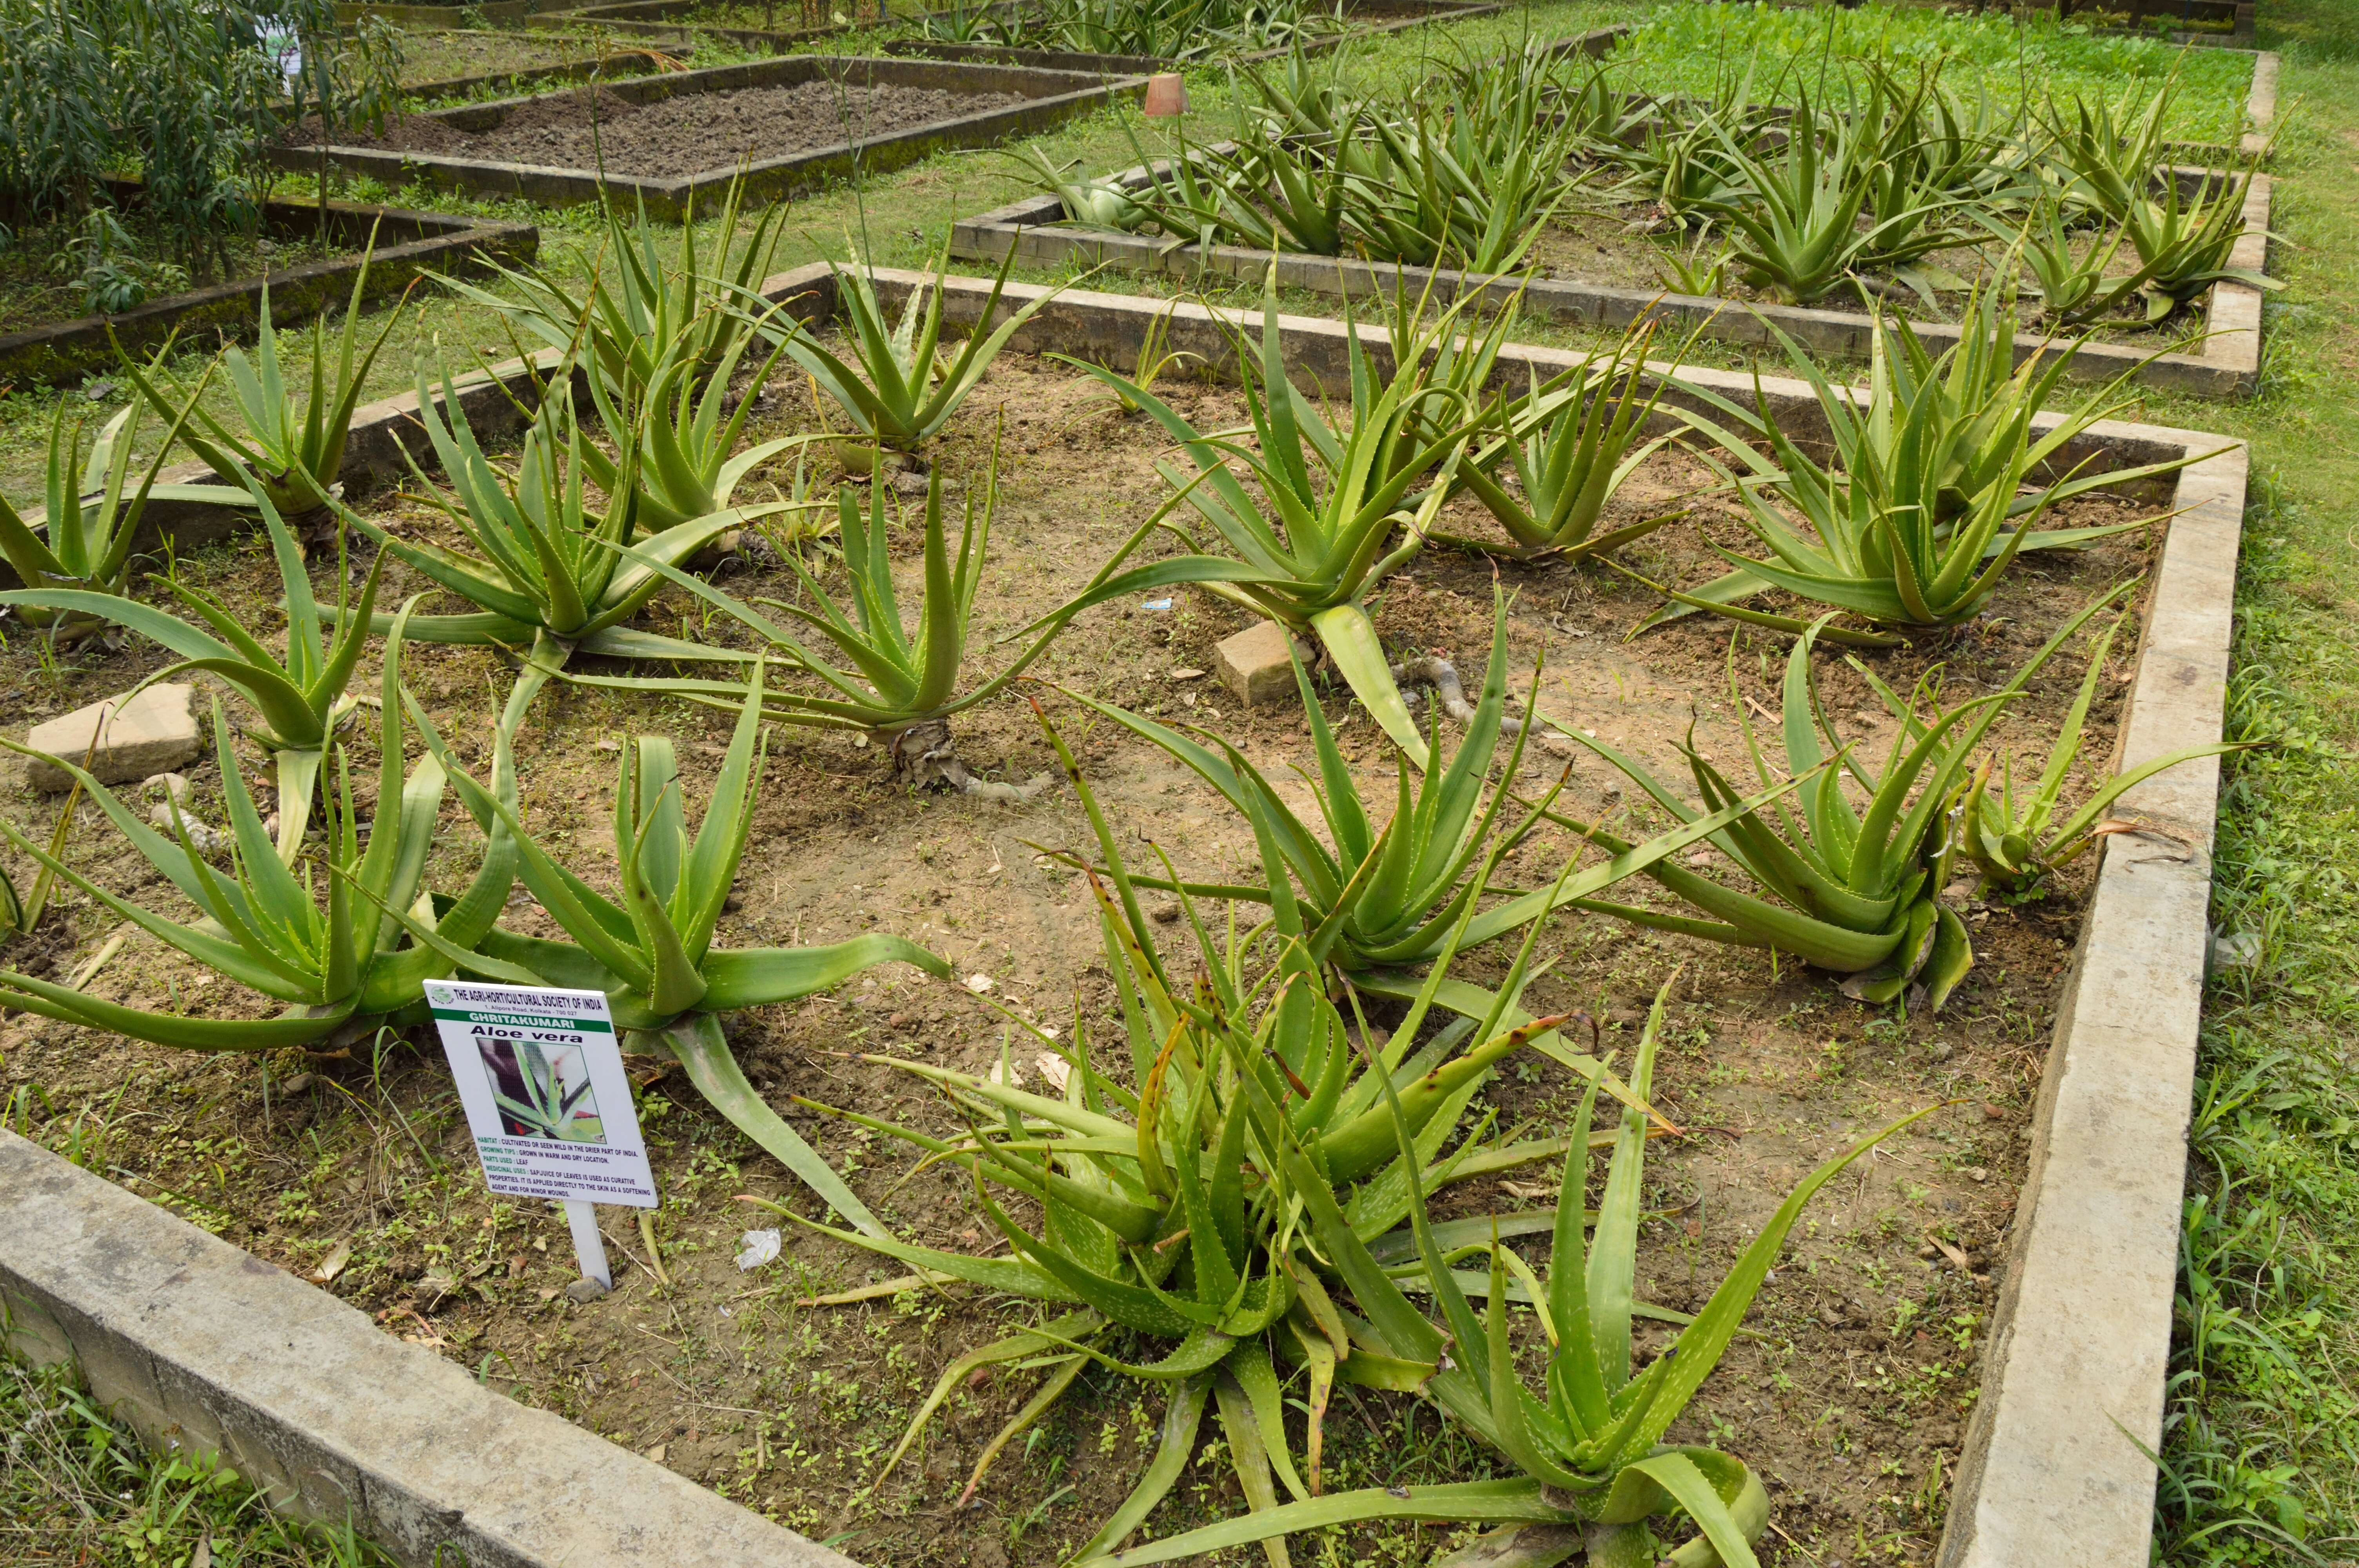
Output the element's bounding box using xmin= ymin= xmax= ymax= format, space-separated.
xmin=1215 ymin=621 xmax=1309 ymax=708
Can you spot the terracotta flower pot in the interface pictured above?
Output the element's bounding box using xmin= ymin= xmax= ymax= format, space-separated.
xmin=1143 ymin=72 xmax=1189 ymax=117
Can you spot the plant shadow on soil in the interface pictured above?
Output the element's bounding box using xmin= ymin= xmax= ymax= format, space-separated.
xmin=0 ymin=345 xmax=2162 ymax=1565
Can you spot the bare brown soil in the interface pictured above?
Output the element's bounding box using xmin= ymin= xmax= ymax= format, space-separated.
xmin=294 ymin=79 xmax=1027 ymax=174
xmin=0 ymin=348 xmax=2166 ymax=1566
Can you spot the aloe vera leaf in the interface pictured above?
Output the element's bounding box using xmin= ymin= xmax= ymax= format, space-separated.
xmin=1309 ymin=603 xmax=1429 ymax=768
xmin=1068 ymin=1373 xmax=1210 ymax=1563
xmin=661 ymin=1012 xmax=891 ymax=1240
xmin=1069 ymin=1479 xmax=1568 ymax=1568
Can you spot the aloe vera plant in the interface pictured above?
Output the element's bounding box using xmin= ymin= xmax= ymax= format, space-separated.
xmin=0 ymin=379 xmax=241 ymax=641
xmin=565 ymin=445 xmax=1215 ymax=784
xmin=772 ymin=705 xmax=1641 ymax=1560
xmin=1962 ymin=608 xmax=2251 ymax=896
xmin=1057 ymin=276 xmax=1498 ymax=763
xmin=443 ymin=179 xmax=788 ymax=411
xmin=564 ymin=299 xmax=810 ymax=532
xmin=118 ymin=247 xmax=408 ymax=521
xmin=1555 ymin=596 xmax=2132 ymax=1004
xmin=384 ymin=667 xmax=949 ymax=1238
xmin=2038 ymin=79 xmax=2177 ymax=223
xmin=1699 ymin=89 xmax=1970 ymax=304
xmin=2122 ymin=164 xmax=2279 ymax=305
xmin=775 ymin=247 xmax=1065 ymax=456
xmin=1356 ymin=88 xmax=1577 ymax=274
xmin=1433 ymin=318 xmax=1696 ymax=563
xmin=1054 ymin=598 xmax=1808 ymax=981
xmin=0 ymin=599 xmax=514 ymax=1049
xmin=1649 ymin=293 xmax=2214 ymax=639
xmin=1008 ymin=145 xmax=1159 ymax=235
xmin=1 ymin=477 xmax=385 ymax=861
xmin=1981 ymin=196 xmax=2158 ymax=326
xmin=336 ymin=368 xmax=757 ymax=728
xmin=1073 ymin=977 xmax=1928 ymax=1568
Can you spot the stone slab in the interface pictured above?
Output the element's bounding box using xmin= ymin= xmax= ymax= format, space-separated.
xmin=1937 ymin=437 xmax=2248 ymax=1568
xmin=0 ymin=1130 xmax=855 ymax=1568
xmin=25 ymin=683 xmax=199 ymax=790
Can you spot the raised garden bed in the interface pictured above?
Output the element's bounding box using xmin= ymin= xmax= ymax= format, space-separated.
xmin=0 ymin=262 xmax=2245 ymax=1568
xmin=271 ymin=53 xmax=1140 ymax=218
xmin=884 ymin=0 xmax=1503 ymax=76
xmin=393 ymin=24 xmax=638 ymax=81
xmin=0 ymin=191 xmax=535 ymax=388
xmin=957 ymin=160 xmax=2275 ymax=399
xmin=949 ymin=31 xmax=2278 ymax=399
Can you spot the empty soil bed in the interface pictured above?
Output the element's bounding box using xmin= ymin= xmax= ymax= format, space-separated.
xmin=291 ymin=79 xmax=1027 ymax=174
xmin=0 ymin=347 xmax=2171 ymax=1566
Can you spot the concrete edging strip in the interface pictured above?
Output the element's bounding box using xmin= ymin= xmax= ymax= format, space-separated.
xmin=1 ymin=263 xmax=2243 ymax=1568
xmin=0 ymin=1132 xmax=854 ymax=1568
xmin=1938 ymin=431 xmax=2247 ymax=1568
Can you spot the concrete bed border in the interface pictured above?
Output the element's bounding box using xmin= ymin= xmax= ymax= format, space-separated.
xmin=0 ymin=1134 xmax=858 ymax=1568
xmin=268 ymin=53 xmax=1143 ymax=220
xmin=949 ymin=37 xmax=2280 ymax=400
xmin=881 ymin=0 xmax=1505 ymax=78
xmin=0 ymin=192 xmax=537 ymax=389
xmin=2 ymin=264 xmax=2241 ymax=1568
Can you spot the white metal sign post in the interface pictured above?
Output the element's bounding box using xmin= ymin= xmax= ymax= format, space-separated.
xmin=425 ymin=980 xmax=658 ymax=1290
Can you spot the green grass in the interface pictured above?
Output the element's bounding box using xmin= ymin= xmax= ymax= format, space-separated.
xmin=2117 ymin=1 xmax=2359 ymax=1560
xmin=0 ymin=1342 xmax=394 ymax=1566
xmin=1605 ymin=0 xmax=2256 ymax=142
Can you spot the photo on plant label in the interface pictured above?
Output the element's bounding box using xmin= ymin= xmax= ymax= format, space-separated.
xmin=476 ymin=1035 xmax=607 ymax=1143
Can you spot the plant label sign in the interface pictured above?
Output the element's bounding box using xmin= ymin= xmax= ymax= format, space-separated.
xmin=426 ymin=980 xmax=659 ymax=1210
